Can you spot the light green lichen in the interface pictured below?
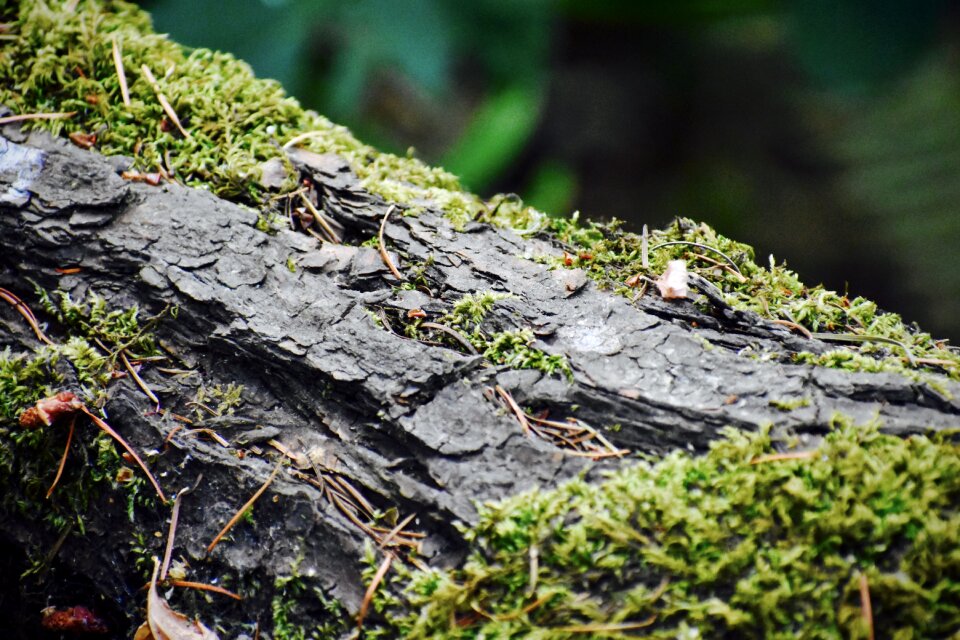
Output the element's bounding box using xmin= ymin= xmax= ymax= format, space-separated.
xmin=367 ymin=418 xmax=960 ymax=638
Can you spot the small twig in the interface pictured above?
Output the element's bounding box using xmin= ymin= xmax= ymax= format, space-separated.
xmin=750 ymin=450 xmax=817 ymax=465
xmin=0 ymin=287 xmax=53 ymax=345
xmin=111 ymin=37 xmax=131 ymax=107
xmin=331 ymin=476 xmax=376 ymax=520
xmin=120 ymin=350 xmax=160 ymax=409
xmin=282 ymin=130 xmax=327 ymax=149
xmin=160 ymin=494 xmax=183 ymax=581
xmin=495 ymin=386 xmax=531 ymax=437
xmin=140 ymin=64 xmax=190 ymax=138
xmin=378 ymin=205 xmax=406 ymax=281
xmin=378 ymin=512 xmax=417 ymax=550
xmin=183 ymin=428 xmax=230 ymax=448
xmin=298 ymin=192 xmax=341 ymax=243
xmin=650 ymin=241 xmax=744 ymax=278
xmin=811 ymin=332 xmax=916 ymax=367
xmin=0 ymin=111 xmax=76 ymax=125
xmin=357 ymin=552 xmax=394 ymax=631
xmin=169 ymin=580 xmax=242 ymax=601
xmin=46 ymin=415 xmax=75 ymax=499
xmin=771 ymin=318 xmax=813 ymax=340
xmin=419 ymin=322 xmax=479 ymax=355
xmin=859 ymin=572 xmax=875 ymax=640
xmin=79 ymin=406 xmax=167 ymax=502
xmin=206 ymin=459 xmax=283 ymax=554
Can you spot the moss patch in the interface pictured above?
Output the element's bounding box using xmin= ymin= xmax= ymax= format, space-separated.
xmin=549 ymin=216 xmax=960 ymax=381
xmin=0 ymin=0 xmax=547 ymax=230
xmin=368 ymin=419 xmax=960 ymax=638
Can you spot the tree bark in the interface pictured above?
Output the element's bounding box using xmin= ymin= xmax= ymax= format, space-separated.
xmin=1 ymin=126 xmax=957 ymax=638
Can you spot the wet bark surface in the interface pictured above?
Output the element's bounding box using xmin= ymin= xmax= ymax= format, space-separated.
xmin=2 ymin=126 xmax=958 ymax=638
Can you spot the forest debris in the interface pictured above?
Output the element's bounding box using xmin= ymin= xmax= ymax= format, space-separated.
xmin=656 ymin=260 xmax=689 ymax=300
xmin=146 ymin=559 xmax=219 ymax=640
xmin=40 ymin=605 xmax=109 ymax=634
xmin=0 ymin=286 xmax=53 ymax=344
xmin=0 ymin=111 xmax=75 ymax=124
xmin=357 ymin=552 xmax=394 ymax=631
xmin=206 ymin=459 xmax=283 ymax=554
xmin=140 ymin=64 xmax=190 ymax=139
xmin=111 ymin=36 xmax=131 ymax=107
xmin=378 ymin=205 xmax=406 ymax=281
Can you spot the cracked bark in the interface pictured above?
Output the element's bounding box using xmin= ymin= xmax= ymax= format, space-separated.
xmin=1 ymin=125 xmax=958 ymax=639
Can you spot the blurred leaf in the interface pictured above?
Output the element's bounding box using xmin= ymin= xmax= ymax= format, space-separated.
xmin=523 ymin=160 xmax=578 ymax=216
xmin=325 ymin=0 xmax=454 ymax=115
xmin=145 ymin=0 xmax=323 ymax=96
xmin=835 ymin=54 xmax=960 ymax=332
xmin=441 ymin=84 xmax=543 ymax=191
xmin=786 ymin=0 xmax=948 ymax=91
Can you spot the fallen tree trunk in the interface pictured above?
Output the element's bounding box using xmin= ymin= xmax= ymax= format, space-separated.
xmin=2 ymin=123 xmax=958 ymax=638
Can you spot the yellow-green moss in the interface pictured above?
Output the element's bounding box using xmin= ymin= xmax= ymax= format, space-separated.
xmin=549 ymin=216 xmax=960 ymax=381
xmin=0 ymin=0 xmax=547 ymax=230
xmin=369 ymin=418 xmax=960 ymax=638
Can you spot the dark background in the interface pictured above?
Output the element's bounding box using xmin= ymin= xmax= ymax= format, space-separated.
xmin=142 ymin=0 xmax=960 ymax=341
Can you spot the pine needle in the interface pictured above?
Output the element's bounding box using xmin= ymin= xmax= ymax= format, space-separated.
xmin=206 ymin=459 xmax=283 ymax=554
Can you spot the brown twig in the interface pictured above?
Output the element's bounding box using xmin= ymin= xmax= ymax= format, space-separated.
xmin=169 ymin=580 xmax=242 ymax=601
xmin=79 ymin=406 xmax=167 ymax=502
xmin=378 ymin=512 xmax=417 ymax=550
xmin=357 ymin=552 xmax=394 ymax=631
xmin=378 ymin=205 xmax=406 ymax=281
xmin=121 ymin=350 xmax=160 ymax=409
xmin=0 ymin=111 xmax=76 ymax=125
xmin=298 ymin=192 xmax=341 ymax=243
xmin=46 ymin=415 xmax=75 ymax=499
xmin=161 ymin=485 xmax=195 ymax=581
xmin=859 ymin=572 xmax=874 ymax=640
xmin=495 ymin=386 xmax=531 ymax=437
xmin=111 ymin=37 xmax=131 ymax=107
xmin=419 ymin=322 xmax=479 ymax=355
xmin=0 ymin=287 xmax=53 ymax=345
xmin=771 ymin=318 xmax=813 ymax=340
xmin=207 ymin=459 xmax=283 ymax=554
xmin=140 ymin=64 xmax=190 ymax=139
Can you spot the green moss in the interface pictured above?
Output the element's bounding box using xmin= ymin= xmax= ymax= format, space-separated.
xmin=0 ymin=0 xmax=548 ymax=228
xmin=480 ymin=328 xmax=572 ymax=381
xmin=548 ymin=216 xmax=960 ymax=381
xmin=768 ymin=397 xmax=811 ymax=411
xmin=0 ymin=288 xmax=162 ymax=567
xmin=272 ymin=574 xmax=350 ymax=640
xmin=370 ymin=418 xmax=960 ymax=638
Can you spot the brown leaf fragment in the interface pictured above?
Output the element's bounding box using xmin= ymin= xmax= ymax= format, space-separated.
xmin=19 ymin=391 xmax=83 ymax=428
xmin=148 ymin=559 xmax=219 ymax=640
xmin=68 ymin=131 xmax=97 ymax=149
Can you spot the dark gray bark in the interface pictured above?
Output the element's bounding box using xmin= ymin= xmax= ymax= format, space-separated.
xmin=1 ymin=126 xmax=958 ymax=638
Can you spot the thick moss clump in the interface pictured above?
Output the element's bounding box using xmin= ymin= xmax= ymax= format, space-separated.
xmin=372 ymin=420 xmax=960 ymax=638
xmin=0 ymin=0 xmax=543 ymax=227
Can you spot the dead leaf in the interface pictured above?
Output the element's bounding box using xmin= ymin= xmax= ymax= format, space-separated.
xmin=147 ymin=559 xmax=219 ymax=640
xmin=656 ymin=260 xmax=689 ymax=300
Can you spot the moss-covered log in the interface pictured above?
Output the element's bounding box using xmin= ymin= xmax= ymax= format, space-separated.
xmin=1 ymin=2 xmax=959 ymax=639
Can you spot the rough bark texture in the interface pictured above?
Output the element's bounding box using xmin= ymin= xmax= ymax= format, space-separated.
xmin=2 ymin=126 xmax=958 ymax=638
